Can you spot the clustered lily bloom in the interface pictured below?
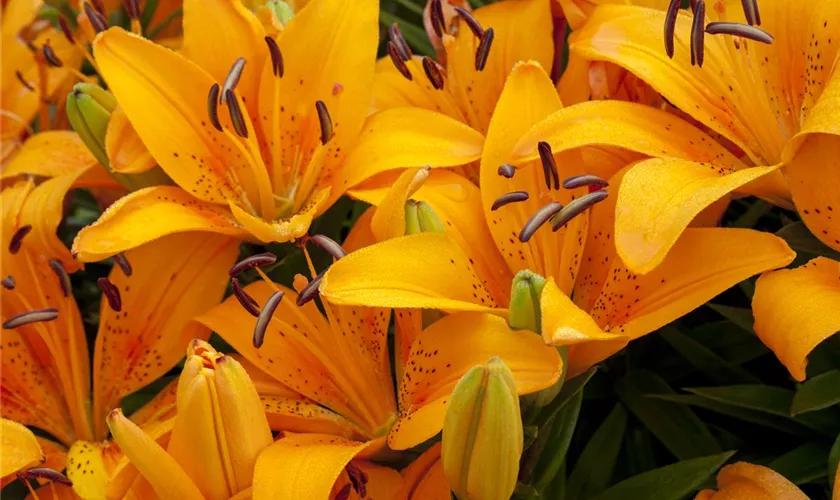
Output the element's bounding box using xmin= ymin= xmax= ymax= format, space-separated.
xmin=2 ymin=0 xmax=840 ymax=498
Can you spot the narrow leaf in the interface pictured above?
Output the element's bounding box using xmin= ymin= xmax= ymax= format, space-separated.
xmin=534 ymin=390 xmax=584 ymax=494
xmin=708 ymin=304 xmax=755 ymax=333
xmin=659 ymin=326 xmax=759 ymax=384
xmin=767 ymin=442 xmax=831 ymax=484
xmin=776 ymin=221 xmax=840 ymax=259
xmin=829 ymin=432 xmax=840 ymax=491
xmin=792 ymin=370 xmax=840 ymax=415
xmin=567 ymin=404 xmax=628 ymax=500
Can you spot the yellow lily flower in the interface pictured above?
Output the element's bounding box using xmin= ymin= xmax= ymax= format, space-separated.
xmin=1 ymin=168 xmax=238 ymax=497
xmin=568 ymin=0 xmax=840 ymax=272
xmin=72 ymin=0 xmax=483 ymax=262
xmin=696 ymin=462 xmax=815 ymax=500
xmin=1 ymin=418 xmax=74 ymax=498
xmin=321 ymin=60 xmax=796 ymax=376
xmin=106 ymin=340 xmax=272 ymax=500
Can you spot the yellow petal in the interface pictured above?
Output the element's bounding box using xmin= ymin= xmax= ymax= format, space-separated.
xmin=786 ymin=134 xmax=840 ymax=253
xmin=541 ymin=277 xmax=627 ymax=347
xmin=105 ymin=107 xmax=156 ymax=174
xmin=321 ymin=233 xmax=502 ymax=313
xmin=71 ymin=186 xmax=248 ymax=262
xmin=615 ymin=158 xmax=780 ymax=273
xmin=399 ymin=443 xmax=449 ymax=500
xmin=253 ymin=434 xmax=369 ymax=500
xmin=389 ymin=312 xmax=561 ymax=450
xmin=0 ymin=419 xmax=43 ymax=479
xmin=229 ymin=187 xmax=328 ymax=243
xmin=1 ymin=131 xmax=97 ymax=181
xmin=354 ymin=461 xmax=405 ymax=500
xmin=67 ymin=440 xmax=110 ymax=500
xmin=261 ymin=396 xmax=361 ymax=438
xmin=371 ymin=56 xmax=466 ymax=121
xmin=107 ymin=409 xmax=203 ymax=500
xmin=369 ymin=167 xmax=430 ymax=242
xmin=698 ymin=462 xmax=808 ymax=500
xmin=752 ymin=258 xmax=840 ymax=381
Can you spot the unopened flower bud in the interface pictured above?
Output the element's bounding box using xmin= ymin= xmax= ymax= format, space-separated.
xmin=508 ymin=270 xmax=546 ymax=333
xmin=266 ymin=0 xmax=294 ymax=25
xmin=442 ymin=357 xmax=523 ymax=500
xmin=66 ymin=83 xmax=116 ymax=168
xmin=405 ymin=200 xmax=446 ymax=234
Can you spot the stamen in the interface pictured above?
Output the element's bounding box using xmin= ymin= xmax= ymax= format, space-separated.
xmin=388 ymin=23 xmax=413 ymax=61
xmin=232 ymin=277 xmax=261 ymax=318
xmin=15 ymin=71 xmax=34 ymax=92
xmin=3 ymin=308 xmax=59 ymax=329
xmin=90 ymin=0 xmax=106 ymax=15
xmin=220 ymin=58 xmax=247 ymax=104
xmin=42 ymin=44 xmax=63 ymax=68
xmin=113 ymin=253 xmax=132 ymax=276
xmin=2 ymin=276 xmax=15 ymax=290
xmin=387 ymin=41 xmax=413 ymax=81
xmin=519 ymin=202 xmax=563 ymax=242
xmin=48 ymin=259 xmax=71 ymax=297
xmin=453 ymin=6 xmax=484 ymax=38
xmin=315 ymin=100 xmax=333 ymax=145
xmin=475 ymin=27 xmax=495 ymax=71
xmin=229 ymin=252 xmax=277 ymax=277
xmin=345 ymin=463 xmax=368 ymax=497
xmin=562 ymin=174 xmax=609 ymax=190
xmin=254 ymin=290 xmax=285 ymax=348
xmin=335 ymin=484 xmax=352 ymax=500
xmin=491 ymin=191 xmax=529 ymax=211
xmin=83 ymin=3 xmax=109 ymax=33
xmin=741 ymin=0 xmax=760 ymax=26
xmin=97 ymin=277 xmax=122 ymax=312
xmin=537 ymin=141 xmax=559 ymax=190
xmin=58 ymin=16 xmax=75 ymax=44
xmin=550 ymin=189 xmax=609 ymax=231
xmin=123 ymin=0 xmax=140 ymax=19
xmin=225 ymin=89 xmax=249 ymax=138
xmin=17 ymin=468 xmax=72 ymax=486
xmin=265 ymin=36 xmax=284 ymax=77
xmin=295 ymin=271 xmax=325 ymax=306
xmin=422 ymin=56 xmax=444 ymax=90
xmin=690 ymin=0 xmax=698 ymax=14
xmin=310 ymin=234 xmax=347 ymax=260
xmin=207 ymin=84 xmax=223 ymax=131
xmin=430 ymin=0 xmax=446 ymax=38
xmin=498 ymin=164 xmax=516 ymax=178
xmin=9 ymin=225 xmax=32 ymax=254
xmin=664 ymin=0 xmax=680 ymax=58
xmin=706 ymin=22 xmax=773 ymax=44
xmin=690 ymin=0 xmax=705 ymax=67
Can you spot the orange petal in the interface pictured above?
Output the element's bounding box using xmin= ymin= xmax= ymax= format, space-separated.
xmin=1 ymin=131 xmax=97 ymax=181
xmin=105 ymin=107 xmax=156 ymax=174
xmin=698 ymin=462 xmax=808 ymax=500
xmin=399 ymin=443 xmax=449 ymax=500
xmin=0 ymin=419 xmax=44 ymax=479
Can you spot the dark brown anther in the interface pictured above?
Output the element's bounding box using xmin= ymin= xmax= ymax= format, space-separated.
xmin=42 ymin=44 xmax=63 ymax=68
xmin=474 ymin=27 xmax=494 ymax=71
xmin=2 ymin=276 xmax=16 ymax=290
xmin=232 ymin=277 xmax=261 ymax=318
xmin=562 ymin=174 xmax=609 ymax=190
xmin=741 ymin=0 xmax=760 ymax=26
xmin=430 ymin=0 xmax=446 ymax=38
xmin=58 ymin=16 xmax=75 ymax=44
xmin=664 ymin=0 xmax=680 ymax=58
xmin=123 ymin=0 xmax=140 ymax=19
xmin=254 ymin=290 xmax=285 ymax=348
xmin=225 ymin=89 xmax=249 ymax=138
xmin=491 ymin=191 xmax=529 ymax=211
xmin=15 ymin=71 xmax=34 ymax=92
xmin=388 ymin=23 xmax=413 ymax=61
xmin=97 ymin=277 xmax=122 ymax=312
xmin=229 ymin=252 xmax=277 ymax=277
xmin=690 ymin=0 xmax=699 ymax=14
xmin=3 ymin=308 xmax=59 ymax=329
xmin=18 ymin=468 xmax=72 ymax=486
xmin=453 ymin=6 xmax=484 ymax=38
xmin=706 ymin=22 xmax=773 ymax=44
xmin=295 ymin=271 xmax=325 ymax=306
xmin=9 ymin=225 xmax=32 ymax=254
xmin=48 ymin=259 xmax=71 ymax=297
xmin=334 ymin=484 xmax=352 ymax=500
xmin=221 ymin=58 xmax=247 ymax=104
xmin=422 ymin=56 xmax=444 ymax=90
xmin=83 ymin=2 xmax=109 ymax=33
xmin=519 ymin=202 xmax=563 ymax=243
xmin=315 ymin=100 xmax=333 ymax=145
xmin=498 ymin=163 xmax=516 ymax=178
xmin=90 ymin=0 xmax=106 ymax=15
xmin=207 ymin=84 xmax=223 ymax=132
xmin=387 ymin=41 xmax=413 ymax=81
xmin=310 ymin=234 xmax=347 ymax=260
xmin=550 ymin=189 xmax=609 ymax=231
xmin=537 ymin=141 xmax=559 ymax=190
xmin=345 ymin=462 xmax=368 ymax=497
xmin=113 ymin=253 xmax=132 ymax=277
xmin=265 ymin=36 xmax=284 ymax=77
xmin=690 ymin=0 xmax=705 ymax=67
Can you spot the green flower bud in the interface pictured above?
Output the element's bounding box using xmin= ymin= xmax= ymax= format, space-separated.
xmin=266 ymin=0 xmax=295 ymax=26
xmin=508 ymin=270 xmax=547 ymax=333
xmin=404 ymin=200 xmax=446 ymax=235
xmin=442 ymin=357 xmax=523 ymax=500
xmin=66 ymin=83 xmax=116 ymax=168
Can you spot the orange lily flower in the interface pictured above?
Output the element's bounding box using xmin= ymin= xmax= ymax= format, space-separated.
xmin=1 ymin=418 xmax=71 ymax=497
xmin=568 ymin=1 xmax=840 ymax=272
xmin=1 ymin=167 xmax=238 ymax=496
xmin=321 ymin=60 xmax=795 ymax=376
xmin=72 ymin=0 xmax=483 ymax=262
xmin=696 ymin=462 xmax=817 ymax=500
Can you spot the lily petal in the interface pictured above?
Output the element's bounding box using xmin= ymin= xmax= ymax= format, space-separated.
xmin=752 ymin=258 xmax=840 ymax=381
xmin=697 ymin=462 xmax=808 ymax=500
xmin=0 ymin=418 xmax=43 ymax=479
xmin=399 ymin=443 xmax=449 ymax=500
xmin=67 ymin=441 xmax=110 ymax=499
xmin=105 ymin=108 xmax=156 ymax=174
xmin=1 ymin=131 xmax=97 ymax=181
xmin=541 ymin=278 xmax=625 ymax=345
xmin=229 ymin=187 xmax=328 ymax=243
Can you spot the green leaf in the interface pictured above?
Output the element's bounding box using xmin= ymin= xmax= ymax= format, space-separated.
xmin=776 ymin=221 xmax=840 ymax=259
xmin=792 ymin=370 xmax=840 ymax=415
xmin=592 ymin=451 xmax=736 ymax=500
xmin=708 ymin=304 xmax=755 ymax=333
xmin=379 ymin=11 xmax=434 ymax=56
xmin=615 ymin=371 xmax=721 ymax=459
xmin=829 ymin=433 xmax=840 ymax=491
xmin=659 ymin=326 xmax=759 ymax=384
xmin=622 ymin=426 xmax=657 ymax=477
xmin=566 ymin=404 xmax=628 ymax=500
xmin=534 ymin=390 xmax=584 ymax=494
xmin=767 ymin=442 xmax=831 ymax=484
xmin=537 ymin=367 xmax=597 ymax=428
